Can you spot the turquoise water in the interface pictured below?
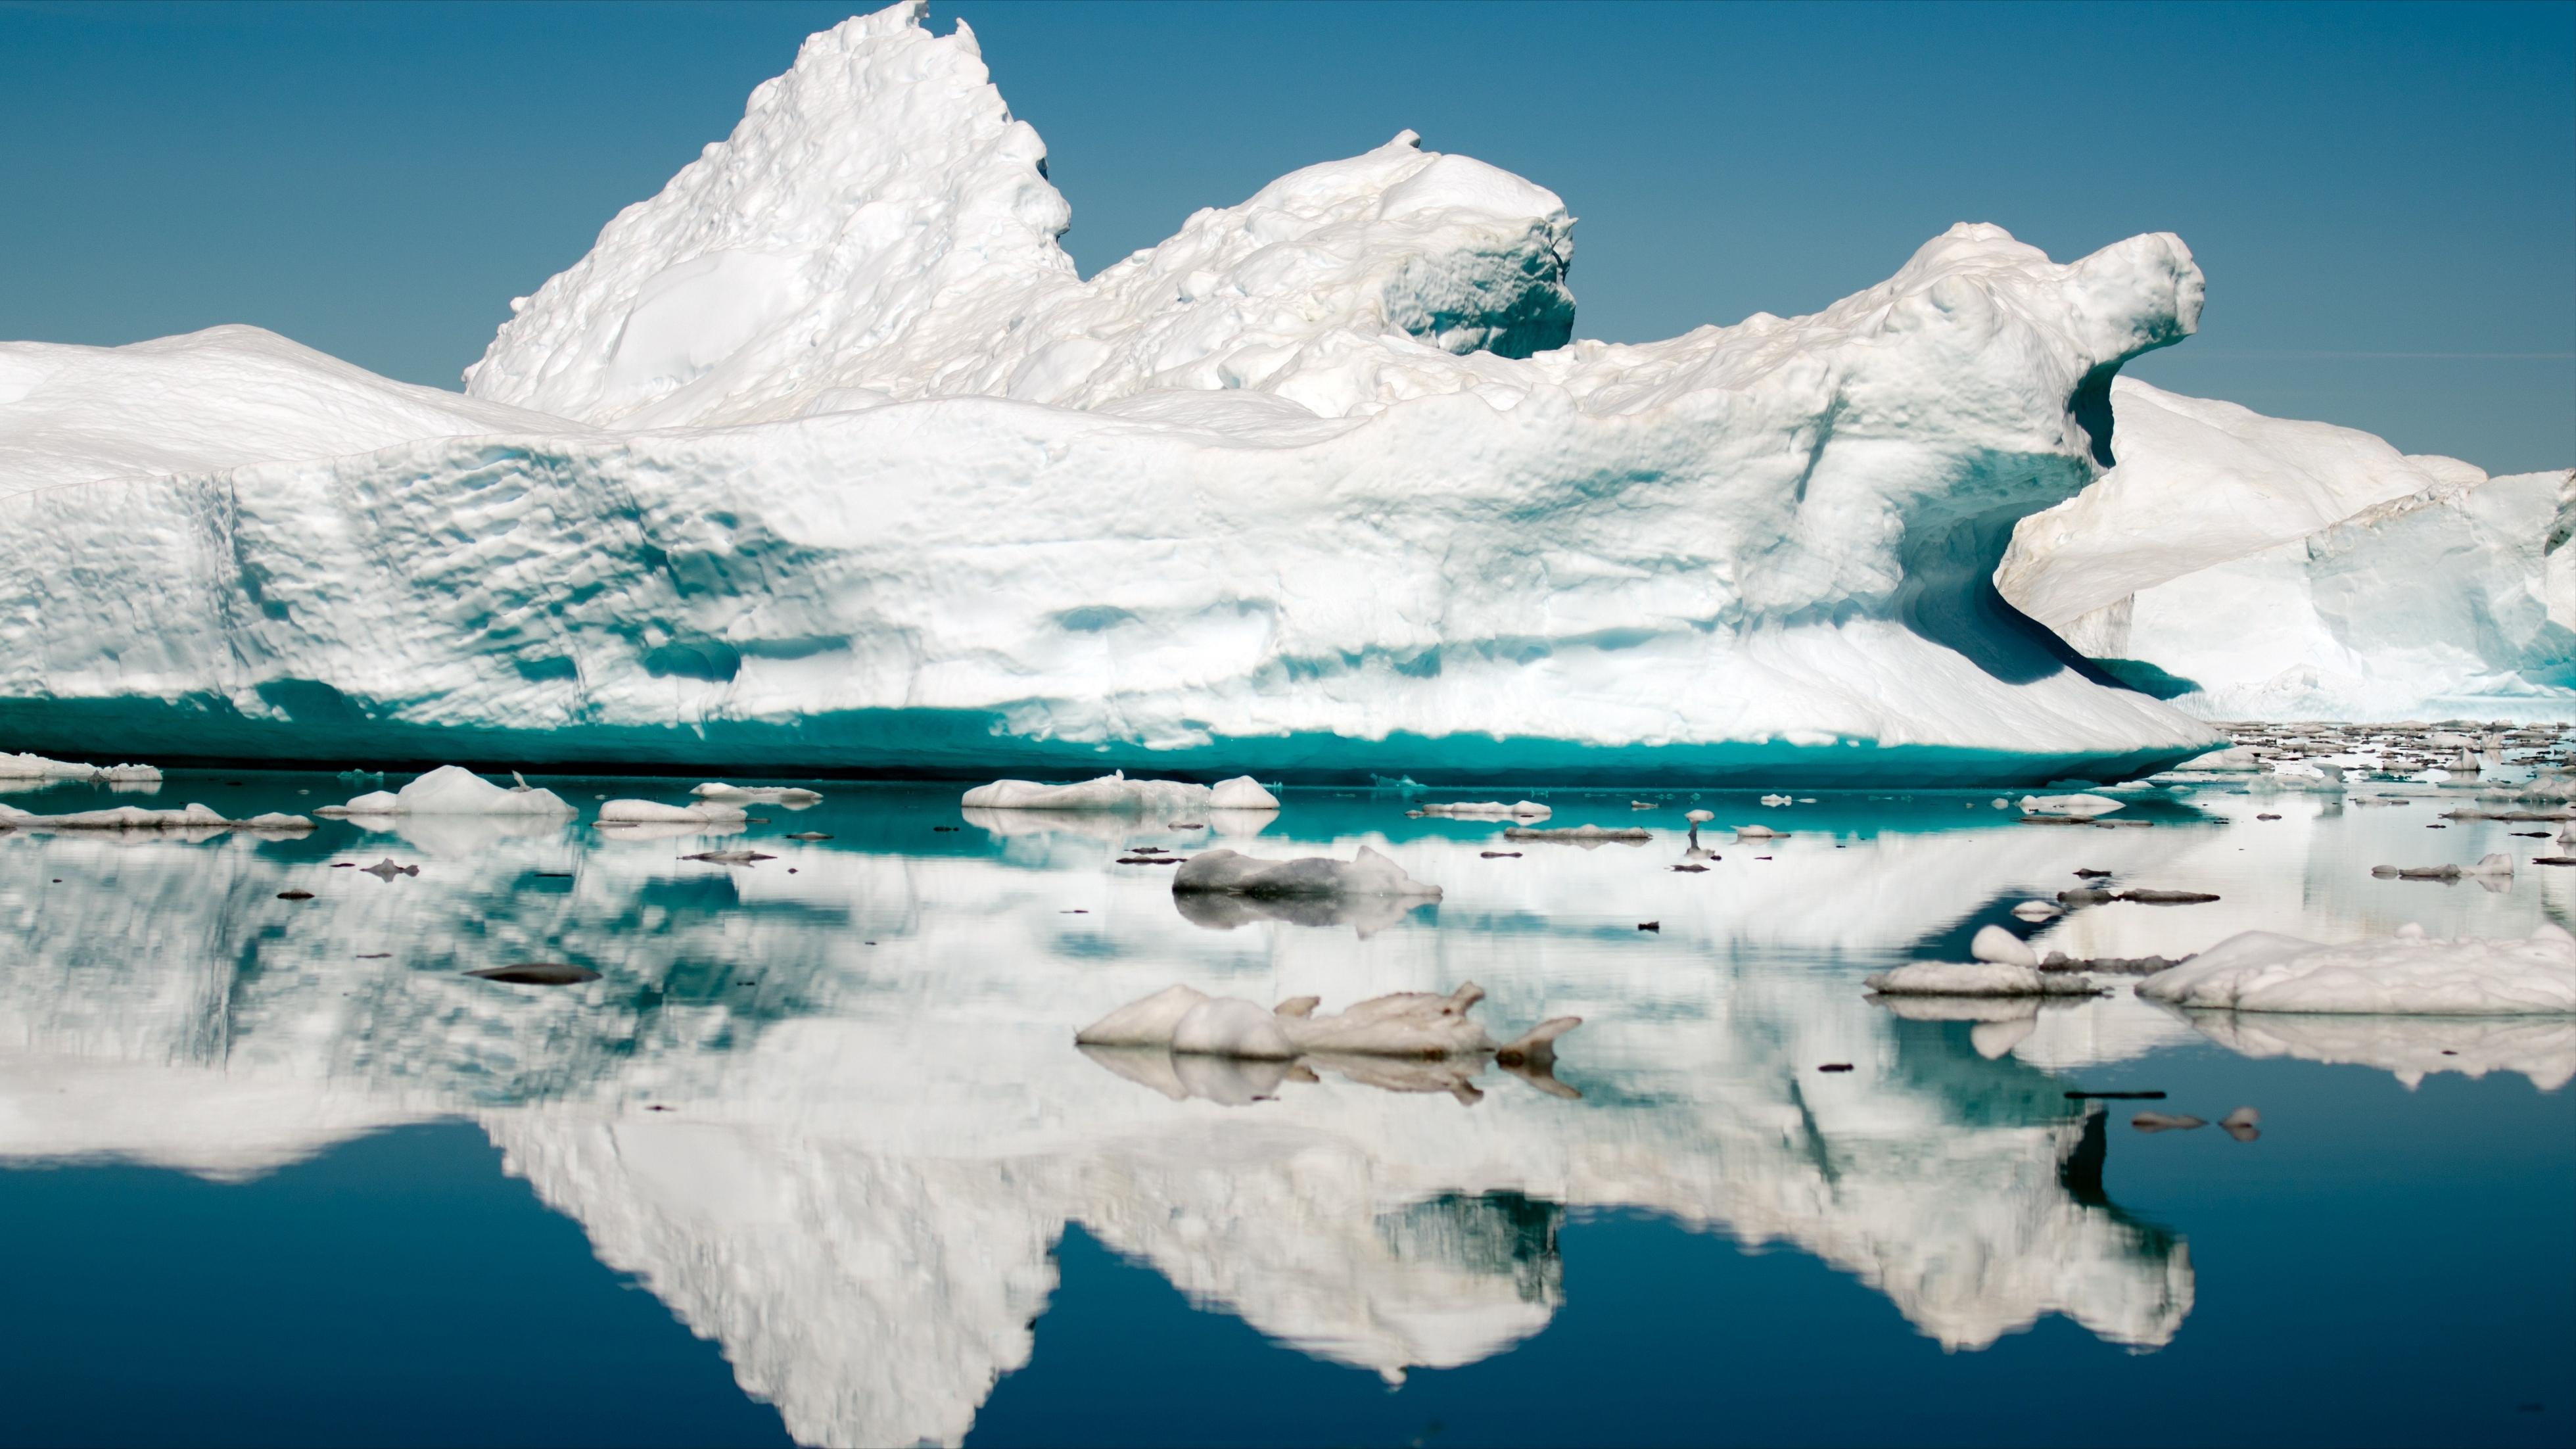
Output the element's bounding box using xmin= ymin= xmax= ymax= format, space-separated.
xmin=0 ymin=772 xmax=2568 ymax=1446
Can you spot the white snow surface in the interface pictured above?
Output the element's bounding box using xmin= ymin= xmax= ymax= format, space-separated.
xmin=1 ymin=1 xmax=2218 ymax=778
xmin=597 ymin=798 xmax=752 ymax=825
xmin=2000 ymin=378 xmax=2575 ymax=721
xmin=2136 ymin=924 xmax=2576 ymax=1015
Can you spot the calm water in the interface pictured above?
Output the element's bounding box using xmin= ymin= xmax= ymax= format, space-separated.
xmin=1 ymin=771 xmax=2569 ymax=1447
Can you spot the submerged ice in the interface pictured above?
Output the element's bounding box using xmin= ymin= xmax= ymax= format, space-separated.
xmin=0 ymin=1 xmax=2225 ymax=783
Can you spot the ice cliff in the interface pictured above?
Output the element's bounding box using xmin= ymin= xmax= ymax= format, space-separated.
xmin=1999 ymin=378 xmax=2575 ymax=722
xmin=0 ymin=1 xmax=2218 ymax=781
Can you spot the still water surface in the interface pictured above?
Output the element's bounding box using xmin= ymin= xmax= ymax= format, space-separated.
xmin=1 ymin=772 xmax=2569 ymax=1446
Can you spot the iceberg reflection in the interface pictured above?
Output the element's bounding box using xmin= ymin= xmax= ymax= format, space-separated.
xmin=0 ymin=796 xmax=2221 ymax=1446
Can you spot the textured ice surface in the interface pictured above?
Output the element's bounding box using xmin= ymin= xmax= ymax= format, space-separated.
xmin=960 ymin=771 xmax=1275 ymax=812
xmin=1865 ymin=962 xmax=2099 ymax=997
xmin=2000 ymin=379 xmax=2575 ymax=721
xmin=0 ymin=1 xmax=2218 ymax=782
xmin=2136 ymin=923 xmax=2576 ymax=1014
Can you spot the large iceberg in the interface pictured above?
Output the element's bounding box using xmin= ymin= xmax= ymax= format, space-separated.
xmin=0 ymin=1 xmax=2220 ymax=784
xmin=1998 ymin=377 xmax=2575 ymax=722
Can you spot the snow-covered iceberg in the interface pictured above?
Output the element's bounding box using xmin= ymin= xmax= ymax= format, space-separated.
xmin=0 ymin=2 xmax=2216 ymax=784
xmin=960 ymin=772 xmax=1277 ymax=813
xmin=1998 ymin=378 xmax=2575 ymax=721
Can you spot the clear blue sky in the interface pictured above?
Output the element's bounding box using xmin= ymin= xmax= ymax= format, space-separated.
xmin=3 ymin=0 xmax=2568 ymax=470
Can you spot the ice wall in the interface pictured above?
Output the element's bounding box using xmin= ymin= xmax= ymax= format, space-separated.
xmin=0 ymin=1 xmax=2215 ymax=780
xmin=2000 ymin=379 xmax=2576 ymax=721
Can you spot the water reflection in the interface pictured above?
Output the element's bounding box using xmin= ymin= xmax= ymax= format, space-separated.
xmin=5 ymin=776 xmax=2564 ymax=1444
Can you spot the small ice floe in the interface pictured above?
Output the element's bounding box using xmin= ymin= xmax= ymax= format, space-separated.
xmin=690 ymin=782 xmax=825 ymax=805
xmin=958 ymin=771 xmax=1278 ymax=813
xmin=2176 ymin=744 xmax=2262 ymax=772
xmin=337 ymin=769 xmax=384 ymax=784
xmin=0 ymin=801 xmax=312 ymax=832
xmin=1417 ymin=799 xmax=1551 ymax=820
xmin=2219 ymin=1106 xmax=2261 ymax=1142
xmin=467 ymin=962 xmax=601 ymax=986
xmin=1972 ymin=923 xmax=2038 ymax=967
xmin=682 ymin=849 xmax=776 ymax=865
xmin=0 ymin=752 xmax=162 ymax=783
xmin=2011 ymin=899 xmax=2064 ymax=921
xmin=2040 ymin=951 xmax=2193 ymax=976
xmin=2440 ymin=807 xmax=2573 ymax=822
xmin=1503 ymin=823 xmax=1652 ymax=844
xmin=2130 ymin=1112 xmax=2206 ymax=1133
xmin=2019 ymin=793 xmax=2123 ymax=818
xmin=317 ymin=765 xmax=576 ymax=817
xmin=784 ymin=830 xmax=832 ymax=841
xmin=596 ymin=799 xmax=751 ymax=826
xmin=1731 ymin=823 xmax=1783 ymax=840
xmin=2136 ymin=922 xmax=2576 ymax=1014
xmin=1172 ymin=845 xmax=1440 ymax=900
xmin=1076 ymin=981 xmax=1578 ymax=1065
xmin=357 ymin=857 xmax=417 ymax=880
xmin=1760 ymin=794 xmax=1792 ymax=807
xmin=2369 ymin=852 xmax=2515 ymax=882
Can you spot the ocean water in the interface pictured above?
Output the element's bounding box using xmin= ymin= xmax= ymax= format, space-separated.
xmin=0 ymin=771 xmax=2568 ymax=1447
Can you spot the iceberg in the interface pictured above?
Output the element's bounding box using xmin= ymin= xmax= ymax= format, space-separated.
xmin=0 ymin=2 xmax=2218 ymax=784
xmin=314 ymin=765 xmax=576 ymax=817
xmin=1998 ymin=377 xmax=2576 ymax=722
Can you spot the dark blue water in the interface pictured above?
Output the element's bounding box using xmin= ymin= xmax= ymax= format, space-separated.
xmin=1 ymin=771 xmax=2568 ymax=1446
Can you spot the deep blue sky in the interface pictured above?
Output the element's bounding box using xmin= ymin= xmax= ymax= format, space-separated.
xmin=3 ymin=0 xmax=2568 ymax=470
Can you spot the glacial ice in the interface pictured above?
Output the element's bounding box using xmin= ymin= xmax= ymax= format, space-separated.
xmin=1865 ymin=963 xmax=2100 ymax=997
xmin=2135 ymin=923 xmax=2576 ymax=1014
xmin=315 ymin=765 xmax=576 ymax=817
xmin=596 ymin=798 xmax=751 ymax=826
xmin=0 ymin=801 xmax=310 ymax=832
xmin=0 ymin=1 xmax=2222 ymax=783
xmin=0 ymin=752 xmax=160 ymax=783
xmin=960 ymin=772 xmax=1277 ymax=813
xmin=2000 ymin=378 xmax=2575 ymax=722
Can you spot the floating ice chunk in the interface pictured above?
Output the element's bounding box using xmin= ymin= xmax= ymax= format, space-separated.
xmin=690 ymin=782 xmax=824 ymax=803
xmin=960 ymin=771 xmax=1242 ymax=813
xmin=2368 ymin=853 xmax=2515 ymax=881
xmin=318 ymin=766 xmax=574 ymax=817
xmin=1170 ymin=998 xmax=1297 ymax=1060
xmin=2136 ymin=923 xmax=2576 ymax=1014
xmin=1172 ymin=845 xmax=1438 ymax=899
xmin=0 ymin=753 xmax=160 ymax=783
xmin=1733 ymin=824 xmax=1784 ymax=840
xmin=1418 ymin=800 xmax=1551 ymax=820
xmin=1760 ymin=794 xmax=1792 ymax=807
xmin=1971 ymin=924 xmax=2040 ymax=967
xmin=2011 ymin=899 xmax=2064 ymax=921
xmin=0 ymin=801 xmax=310 ymax=832
xmin=2019 ymin=794 xmax=2124 ymax=818
xmin=2177 ymin=746 xmax=2261 ymax=772
xmin=596 ymin=799 xmax=751 ymax=826
xmin=1865 ymin=962 xmax=2101 ymax=997
xmin=1683 ymin=809 xmax=1714 ymax=825
xmin=1073 ymin=985 xmax=1213 ymax=1047
xmin=1207 ymin=777 xmax=1281 ymax=811
xmin=1503 ymin=824 xmax=1652 ymax=843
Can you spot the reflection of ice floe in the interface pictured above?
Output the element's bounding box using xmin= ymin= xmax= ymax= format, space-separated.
xmin=2167 ymin=1010 xmax=2576 ymax=1089
xmin=0 ymin=805 xmax=2207 ymax=1447
xmin=1173 ymin=888 xmax=1430 ymax=937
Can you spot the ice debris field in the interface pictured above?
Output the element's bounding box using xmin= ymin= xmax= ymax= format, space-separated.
xmin=0 ymin=0 xmax=2566 ymax=785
